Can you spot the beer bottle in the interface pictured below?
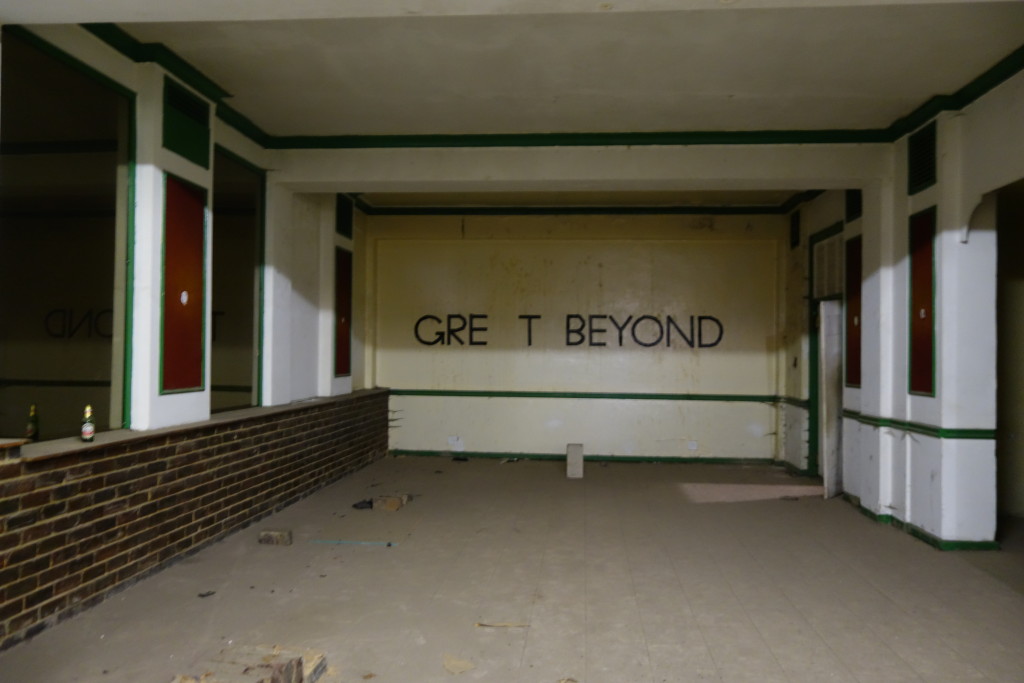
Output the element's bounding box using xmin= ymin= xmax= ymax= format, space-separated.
xmin=25 ymin=404 xmax=39 ymax=442
xmin=81 ymin=405 xmax=95 ymax=442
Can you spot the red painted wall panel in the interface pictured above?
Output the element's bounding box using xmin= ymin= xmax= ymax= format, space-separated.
xmin=845 ymin=236 xmax=862 ymax=387
xmin=163 ymin=175 xmax=206 ymax=392
xmin=335 ymin=248 xmax=352 ymax=376
xmin=909 ymin=207 xmax=935 ymax=395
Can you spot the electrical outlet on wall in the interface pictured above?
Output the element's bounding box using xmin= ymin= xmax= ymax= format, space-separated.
xmin=688 ymin=441 xmax=698 ymax=451
xmin=447 ymin=435 xmax=464 ymax=452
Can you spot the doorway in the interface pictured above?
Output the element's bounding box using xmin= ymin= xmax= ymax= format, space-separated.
xmin=996 ymin=179 xmax=1024 ymax=527
xmin=210 ymin=148 xmax=264 ymax=411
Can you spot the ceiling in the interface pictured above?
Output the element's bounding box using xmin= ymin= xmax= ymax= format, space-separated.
xmin=2 ymin=0 xmax=1023 ymax=210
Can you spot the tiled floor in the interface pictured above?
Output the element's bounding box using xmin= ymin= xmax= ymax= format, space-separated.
xmin=1 ymin=457 xmax=1022 ymax=682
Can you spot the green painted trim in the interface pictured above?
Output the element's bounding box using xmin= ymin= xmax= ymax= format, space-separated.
xmin=256 ymin=171 xmax=266 ymax=407
xmin=355 ymin=204 xmax=792 ymax=217
xmin=211 ymin=384 xmax=253 ymax=393
xmin=158 ymin=172 xmax=209 ymax=395
xmin=841 ymin=409 xmax=995 ymax=440
xmin=392 ymin=449 xmax=775 ymax=465
xmin=267 ymin=130 xmax=893 ymax=150
xmin=903 ymin=523 xmax=1000 ymax=551
xmin=390 ymin=389 xmax=779 ymax=403
xmin=163 ymin=76 xmax=211 ymax=169
xmin=347 ymin=189 xmax=824 ymax=217
xmin=82 ymin=23 xmax=230 ymax=102
xmin=1 ymin=25 xmax=138 ymax=430
xmin=216 ymin=104 xmax=271 ymax=148
xmin=123 ymin=96 xmax=137 ymax=430
xmin=842 ymin=494 xmax=998 ymax=550
xmin=72 ymin=24 xmax=1024 ymax=151
xmin=779 ymin=459 xmax=813 ymax=477
xmin=779 ymin=190 xmax=825 ymax=214
xmin=778 ymin=396 xmax=810 ymax=409
xmin=4 ymin=26 xmax=135 ymax=100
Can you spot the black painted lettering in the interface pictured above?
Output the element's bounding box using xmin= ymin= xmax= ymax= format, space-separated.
xmin=631 ymin=315 xmax=664 ymax=347
xmin=414 ymin=314 xmax=444 ymax=345
xmin=666 ymin=315 xmax=694 ymax=348
xmin=44 ymin=309 xmax=67 ymax=338
xmin=698 ymin=315 xmax=724 ymax=348
xmin=94 ymin=309 xmax=114 ymax=339
xmin=518 ymin=314 xmax=541 ymax=346
xmin=565 ymin=314 xmax=585 ymax=346
xmin=447 ymin=314 xmax=467 ymax=345
xmin=588 ymin=314 xmax=608 ymax=347
xmin=68 ymin=309 xmax=92 ymax=339
xmin=468 ymin=314 xmax=488 ymax=346
xmin=609 ymin=315 xmax=632 ymax=346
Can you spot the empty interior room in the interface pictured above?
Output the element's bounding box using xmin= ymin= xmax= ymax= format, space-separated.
xmin=1 ymin=2 xmax=1024 ymax=681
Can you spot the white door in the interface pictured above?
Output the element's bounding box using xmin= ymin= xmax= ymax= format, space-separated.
xmin=819 ymin=300 xmax=843 ymax=498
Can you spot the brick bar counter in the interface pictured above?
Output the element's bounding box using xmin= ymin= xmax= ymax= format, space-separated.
xmin=0 ymin=389 xmax=389 ymax=649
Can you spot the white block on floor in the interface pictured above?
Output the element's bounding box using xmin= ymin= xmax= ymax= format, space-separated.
xmin=567 ymin=443 xmax=583 ymax=479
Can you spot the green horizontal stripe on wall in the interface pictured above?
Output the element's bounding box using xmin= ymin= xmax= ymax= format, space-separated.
xmin=842 ymin=409 xmax=995 ymax=440
xmin=265 ymin=129 xmax=894 ymax=149
xmin=393 ymin=449 xmax=774 ymax=465
xmin=778 ymin=396 xmax=811 ymax=409
xmin=348 ymin=190 xmax=825 ymax=217
xmin=843 ymin=494 xmax=999 ymax=551
xmin=390 ymin=389 xmax=779 ymax=403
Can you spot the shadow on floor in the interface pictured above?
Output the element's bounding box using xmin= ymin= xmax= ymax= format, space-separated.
xmin=958 ymin=514 xmax=1024 ymax=595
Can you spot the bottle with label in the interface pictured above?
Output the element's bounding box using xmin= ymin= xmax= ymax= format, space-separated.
xmin=81 ymin=404 xmax=95 ymax=442
xmin=25 ymin=404 xmax=39 ymax=442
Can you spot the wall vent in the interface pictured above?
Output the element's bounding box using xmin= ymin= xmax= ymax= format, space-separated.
xmin=163 ymin=77 xmax=210 ymax=168
xmin=907 ymin=122 xmax=937 ymax=196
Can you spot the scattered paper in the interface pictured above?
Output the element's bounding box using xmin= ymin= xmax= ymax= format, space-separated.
xmin=442 ymin=653 xmax=475 ymax=675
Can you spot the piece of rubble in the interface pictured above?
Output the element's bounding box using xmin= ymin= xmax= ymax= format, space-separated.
xmin=372 ymin=494 xmax=410 ymax=512
xmin=258 ymin=530 xmax=293 ymax=546
xmin=172 ymin=644 xmax=327 ymax=683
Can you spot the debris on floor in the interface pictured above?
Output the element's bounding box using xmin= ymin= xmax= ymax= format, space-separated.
xmin=498 ymin=458 xmax=520 ymax=464
xmin=172 ymin=644 xmax=326 ymax=683
xmin=372 ymin=493 xmax=411 ymax=511
xmin=452 ymin=456 xmax=469 ymax=462
xmin=442 ymin=653 xmax=475 ymax=675
xmin=474 ymin=622 xmax=530 ymax=628
xmin=197 ymin=591 xmax=216 ymax=598
xmin=258 ymin=529 xmax=293 ymax=545
xmin=352 ymin=499 xmax=373 ymax=509
xmin=566 ymin=443 xmax=583 ymax=479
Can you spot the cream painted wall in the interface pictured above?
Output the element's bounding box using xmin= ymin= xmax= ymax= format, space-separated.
xmin=364 ymin=213 xmax=787 ymax=459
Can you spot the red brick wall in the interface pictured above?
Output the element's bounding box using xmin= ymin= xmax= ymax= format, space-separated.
xmin=0 ymin=389 xmax=388 ymax=649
